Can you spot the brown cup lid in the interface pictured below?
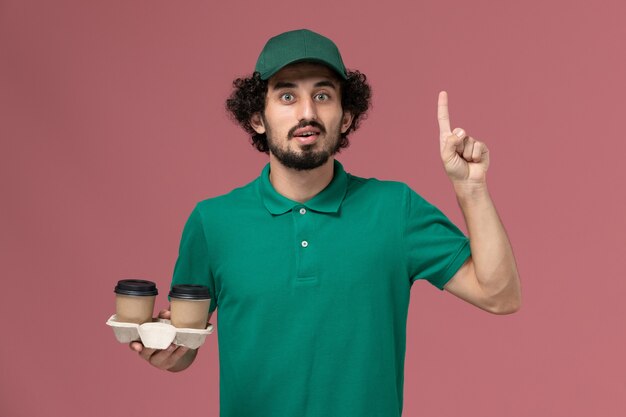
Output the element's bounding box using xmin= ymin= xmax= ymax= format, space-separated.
xmin=114 ymin=279 xmax=158 ymax=296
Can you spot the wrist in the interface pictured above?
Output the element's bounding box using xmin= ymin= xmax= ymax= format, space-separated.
xmin=452 ymin=179 xmax=488 ymax=196
xmin=452 ymin=181 xmax=491 ymax=206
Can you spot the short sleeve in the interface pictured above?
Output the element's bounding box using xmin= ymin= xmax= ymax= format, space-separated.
xmin=403 ymin=185 xmax=471 ymax=290
xmin=170 ymin=204 xmax=217 ymax=313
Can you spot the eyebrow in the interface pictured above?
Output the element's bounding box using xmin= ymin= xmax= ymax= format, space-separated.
xmin=272 ymin=80 xmax=338 ymax=90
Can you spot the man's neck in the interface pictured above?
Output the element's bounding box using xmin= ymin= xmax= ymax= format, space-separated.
xmin=268 ymin=155 xmax=335 ymax=204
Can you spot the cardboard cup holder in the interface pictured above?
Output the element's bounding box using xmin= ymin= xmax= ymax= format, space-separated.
xmin=106 ymin=314 xmax=214 ymax=349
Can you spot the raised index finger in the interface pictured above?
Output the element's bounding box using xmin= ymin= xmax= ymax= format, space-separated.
xmin=437 ymin=91 xmax=451 ymax=136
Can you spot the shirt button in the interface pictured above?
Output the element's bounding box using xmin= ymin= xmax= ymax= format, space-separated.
xmin=299 ymin=208 xmax=307 ymax=215
xmin=301 ymin=240 xmax=308 ymax=248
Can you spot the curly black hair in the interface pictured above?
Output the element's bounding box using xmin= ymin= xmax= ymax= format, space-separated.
xmin=225 ymin=70 xmax=372 ymax=153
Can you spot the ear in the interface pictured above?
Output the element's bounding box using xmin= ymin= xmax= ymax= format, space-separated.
xmin=250 ymin=112 xmax=266 ymax=134
xmin=340 ymin=111 xmax=354 ymax=134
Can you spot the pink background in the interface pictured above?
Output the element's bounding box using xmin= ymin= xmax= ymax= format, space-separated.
xmin=1 ymin=0 xmax=624 ymax=416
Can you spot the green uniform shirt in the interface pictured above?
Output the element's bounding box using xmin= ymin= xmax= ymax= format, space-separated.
xmin=171 ymin=159 xmax=471 ymax=417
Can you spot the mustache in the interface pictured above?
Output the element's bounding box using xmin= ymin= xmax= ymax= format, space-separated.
xmin=287 ymin=120 xmax=326 ymax=139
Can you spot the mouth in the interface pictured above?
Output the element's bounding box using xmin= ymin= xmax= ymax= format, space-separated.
xmin=291 ymin=126 xmax=322 ymax=145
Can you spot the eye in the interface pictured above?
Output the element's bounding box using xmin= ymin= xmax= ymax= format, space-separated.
xmin=280 ymin=93 xmax=294 ymax=102
xmin=315 ymin=93 xmax=330 ymax=101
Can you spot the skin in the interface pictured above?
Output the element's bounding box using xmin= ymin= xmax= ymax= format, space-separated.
xmin=129 ymin=308 xmax=212 ymax=372
xmin=250 ymin=62 xmax=353 ymax=203
xmin=130 ymin=65 xmax=522 ymax=372
xmin=437 ymin=91 xmax=522 ymax=314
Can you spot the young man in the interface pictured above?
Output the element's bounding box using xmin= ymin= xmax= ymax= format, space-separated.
xmin=130 ymin=29 xmax=521 ymax=417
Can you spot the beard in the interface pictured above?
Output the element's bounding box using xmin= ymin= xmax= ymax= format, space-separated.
xmin=263 ymin=115 xmax=343 ymax=171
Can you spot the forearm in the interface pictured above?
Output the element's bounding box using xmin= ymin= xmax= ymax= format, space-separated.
xmin=167 ymin=348 xmax=199 ymax=372
xmin=453 ymin=182 xmax=521 ymax=311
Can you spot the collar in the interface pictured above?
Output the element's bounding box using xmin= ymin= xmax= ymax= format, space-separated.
xmin=258 ymin=159 xmax=348 ymax=215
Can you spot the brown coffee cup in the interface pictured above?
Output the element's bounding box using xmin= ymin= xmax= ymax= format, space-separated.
xmin=114 ymin=279 xmax=158 ymax=324
xmin=169 ymin=285 xmax=211 ymax=329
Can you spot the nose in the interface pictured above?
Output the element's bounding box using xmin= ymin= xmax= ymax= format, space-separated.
xmin=296 ymin=96 xmax=318 ymax=121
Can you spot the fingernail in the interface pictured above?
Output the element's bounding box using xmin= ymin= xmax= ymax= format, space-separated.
xmin=455 ymin=129 xmax=465 ymax=138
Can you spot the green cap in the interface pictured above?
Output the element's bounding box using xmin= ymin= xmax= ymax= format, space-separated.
xmin=255 ymin=29 xmax=347 ymax=80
